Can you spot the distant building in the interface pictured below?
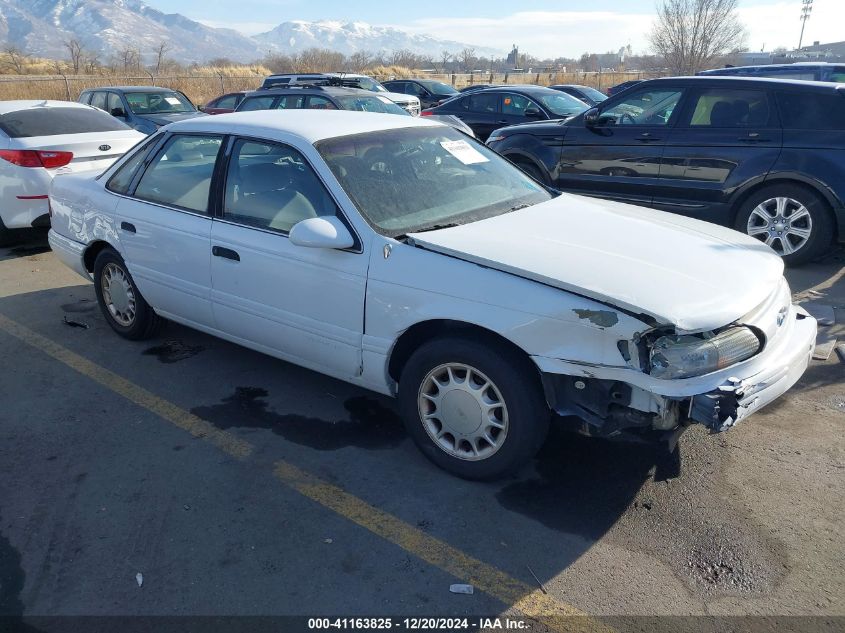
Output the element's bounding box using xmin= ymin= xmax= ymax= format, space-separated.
xmin=735 ymin=51 xmax=775 ymax=65
xmin=506 ymin=45 xmax=521 ymax=70
xmin=793 ymin=40 xmax=845 ymax=60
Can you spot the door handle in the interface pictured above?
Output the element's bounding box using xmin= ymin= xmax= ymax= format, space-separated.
xmin=212 ymin=246 xmax=240 ymax=261
xmin=497 ymin=119 xmax=509 ymax=124
xmin=637 ymin=132 xmax=661 ymax=142
xmin=120 ymin=221 xmax=136 ymax=233
xmin=738 ymin=132 xmax=770 ymax=142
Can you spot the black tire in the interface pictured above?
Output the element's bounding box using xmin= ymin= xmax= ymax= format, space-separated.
xmin=514 ymin=159 xmax=549 ymax=186
xmin=398 ymin=336 xmax=550 ymax=480
xmin=734 ymin=184 xmax=834 ymax=266
xmin=93 ymin=247 xmax=162 ymax=340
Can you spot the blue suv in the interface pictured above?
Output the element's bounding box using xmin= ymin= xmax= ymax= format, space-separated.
xmin=79 ymin=86 xmax=206 ymax=135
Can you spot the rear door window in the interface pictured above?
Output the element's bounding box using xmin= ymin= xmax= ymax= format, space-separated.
xmin=305 ymin=96 xmax=338 ymax=110
xmin=238 ymin=97 xmax=276 ymax=111
xmin=777 ymin=91 xmax=845 ymax=129
xmin=90 ymin=92 xmax=107 ymax=111
xmin=0 ymin=107 xmax=130 ymax=137
xmin=686 ymin=89 xmax=772 ymax=127
xmin=468 ymin=93 xmax=498 ymax=113
xmin=213 ymin=94 xmax=238 ymax=110
xmin=134 ymin=135 xmax=223 ymax=213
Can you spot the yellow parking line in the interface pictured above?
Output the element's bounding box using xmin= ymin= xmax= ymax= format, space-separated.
xmin=274 ymin=461 xmax=610 ymax=633
xmin=0 ymin=312 xmax=610 ymax=632
xmin=0 ymin=313 xmax=252 ymax=459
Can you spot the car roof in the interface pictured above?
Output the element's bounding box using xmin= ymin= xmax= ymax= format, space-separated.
xmin=638 ymin=75 xmax=844 ymax=90
xmin=0 ymin=100 xmax=97 ymax=114
xmin=702 ymin=62 xmax=843 ymax=72
xmin=81 ymin=86 xmax=180 ymax=93
xmin=550 ymin=84 xmax=594 ymax=90
xmin=469 ymin=85 xmax=561 ymax=94
xmin=243 ymin=86 xmax=374 ymax=98
xmin=166 ymin=109 xmax=443 ymax=143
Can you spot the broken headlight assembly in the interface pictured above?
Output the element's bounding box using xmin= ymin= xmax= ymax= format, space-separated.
xmin=648 ymin=326 xmax=762 ymax=379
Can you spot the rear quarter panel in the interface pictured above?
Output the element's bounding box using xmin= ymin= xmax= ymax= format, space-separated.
xmin=49 ymin=171 xmax=120 ymax=247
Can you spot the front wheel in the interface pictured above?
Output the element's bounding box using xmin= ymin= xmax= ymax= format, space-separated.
xmin=734 ymin=184 xmax=834 ymax=266
xmin=93 ymin=247 xmax=162 ymax=340
xmin=398 ymin=337 xmax=549 ymax=480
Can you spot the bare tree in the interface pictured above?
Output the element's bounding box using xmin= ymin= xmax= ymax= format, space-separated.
xmin=3 ymin=45 xmax=29 ymax=74
xmin=152 ymin=41 xmax=171 ymax=75
xmin=649 ymin=0 xmax=747 ymax=74
xmin=64 ymin=39 xmax=85 ymax=74
xmin=347 ymin=50 xmax=374 ymax=71
xmin=438 ymin=50 xmax=452 ymax=73
xmin=458 ymin=47 xmax=476 ymax=72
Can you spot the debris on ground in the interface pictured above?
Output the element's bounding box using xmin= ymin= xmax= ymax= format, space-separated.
xmin=135 ymin=572 xmax=143 ymax=588
xmin=802 ymin=302 xmax=836 ymax=326
xmin=62 ymin=316 xmax=89 ymax=329
xmin=449 ymin=583 xmax=473 ymax=595
xmin=813 ymin=331 xmax=838 ymax=361
xmin=526 ymin=565 xmax=548 ymax=594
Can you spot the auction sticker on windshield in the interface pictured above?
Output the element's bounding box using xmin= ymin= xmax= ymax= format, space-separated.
xmin=165 ymin=97 xmax=181 ymax=105
xmin=377 ymin=96 xmax=393 ymax=104
xmin=440 ymin=140 xmax=489 ymax=165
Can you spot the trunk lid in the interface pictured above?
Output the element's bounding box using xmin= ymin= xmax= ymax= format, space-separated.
xmin=11 ymin=130 xmax=145 ymax=174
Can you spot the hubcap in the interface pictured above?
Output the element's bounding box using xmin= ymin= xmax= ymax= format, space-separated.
xmin=417 ymin=363 xmax=508 ymax=461
xmin=746 ymin=196 xmax=813 ymax=256
xmin=101 ymin=263 xmax=136 ymax=327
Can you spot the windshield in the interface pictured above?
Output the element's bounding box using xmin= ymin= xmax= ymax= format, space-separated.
xmin=579 ymin=87 xmax=607 ymax=102
xmin=125 ymin=91 xmax=195 ymax=114
xmin=336 ymin=96 xmax=410 ymax=115
xmin=316 ymin=126 xmax=552 ymax=237
xmin=351 ymin=77 xmax=388 ymax=93
xmin=421 ymin=80 xmax=459 ymax=95
xmin=538 ymin=92 xmax=590 ymax=117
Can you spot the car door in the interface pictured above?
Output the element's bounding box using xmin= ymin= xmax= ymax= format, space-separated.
xmin=89 ymin=91 xmax=107 ymax=112
xmin=106 ymin=92 xmax=128 ymax=124
xmin=497 ymin=92 xmax=547 ymax=129
xmin=556 ymin=85 xmax=685 ymax=205
xmin=114 ymin=133 xmax=223 ymax=328
xmin=451 ymin=92 xmax=501 ymax=141
xmin=209 ymin=137 xmax=367 ymax=378
xmin=655 ymin=87 xmax=783 ymax=224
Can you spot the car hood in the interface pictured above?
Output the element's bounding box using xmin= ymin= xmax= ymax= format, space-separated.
xmin=407 ymin=194 xmax=784 ymax=332
xmin=380 ymin=91 xmax=419 ymax=105
xmin=136 ymin=111 xmax=206 ymax=126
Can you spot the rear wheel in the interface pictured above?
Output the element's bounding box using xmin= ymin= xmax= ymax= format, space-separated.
xmin=93 ymin=247 xmax=162 ymax=340
xmin=398 ymin=336 xmax=549 ymax=480
xmin=734 ymin=184 xmax=834 ymax=266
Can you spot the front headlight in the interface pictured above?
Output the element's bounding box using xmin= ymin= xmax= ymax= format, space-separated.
xmin=649 ymin=326 xmax=761 ymax=379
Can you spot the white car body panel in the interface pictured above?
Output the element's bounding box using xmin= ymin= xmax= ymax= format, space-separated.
xmin=48 ymin=110 xmax=815 ymax=436
xmin=0 ymin=100 xmax=143 ymax=229
xmin=408 ymin=193 xmax=784 ymax=333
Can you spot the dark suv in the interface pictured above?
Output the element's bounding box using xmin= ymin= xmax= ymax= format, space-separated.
xmin=78 ymin=86 xmax=205 ymax=134
xmin=699 ymin=62 xmax=845 ymax=83
xmin=486 ymin=76 xmax=845 ymax=264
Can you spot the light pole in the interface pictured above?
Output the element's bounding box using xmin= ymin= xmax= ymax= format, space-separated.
xmin=798 ymin=0 xmax=813 ymax=51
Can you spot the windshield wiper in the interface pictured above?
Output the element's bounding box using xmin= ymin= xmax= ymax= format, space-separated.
xmin=509 ymin=203 xmax=530 ymax=212
xmin=411 ymin=222 xmax=461 ymax=233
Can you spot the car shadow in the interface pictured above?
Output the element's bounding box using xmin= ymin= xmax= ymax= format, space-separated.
xmin=0 ymin=231 xmax=51 ymax=262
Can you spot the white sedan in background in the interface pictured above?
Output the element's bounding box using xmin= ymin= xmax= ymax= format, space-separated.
xmin=48 ymin=111 xmax=816 ymax=479
xmin=0 ymin=100 xmax=144 ymax=244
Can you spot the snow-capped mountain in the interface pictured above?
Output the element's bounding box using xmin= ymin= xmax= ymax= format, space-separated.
xmin=0 ymin=0 xmax=502 ymax=64
xmin=0 ymin=0 xmax=264 ymax=62
xmin=253 ymin=20 xmax=501 ymax=58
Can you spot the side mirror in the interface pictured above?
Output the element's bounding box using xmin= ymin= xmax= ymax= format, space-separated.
xmin=289 ymin=216 xmax=355 ymax=250
xmin=524 ymin=106 xmax=543 ymax=118
xmin=111 ymin=107 xmax=126 ymax=117
xmin=584 ymin=107 xmax=600 ymax=126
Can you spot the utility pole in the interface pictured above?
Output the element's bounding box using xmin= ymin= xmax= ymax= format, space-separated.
xmin=798 ymin=0 xmax=813 ymax=51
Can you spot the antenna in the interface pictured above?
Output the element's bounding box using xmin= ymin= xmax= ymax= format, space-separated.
xmin=798 ymin=0 xmax=813 ymax=50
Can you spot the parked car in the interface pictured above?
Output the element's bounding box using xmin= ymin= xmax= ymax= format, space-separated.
xmin=235 ymin=86 xmax=411 ymax=116
xmin=699 ymin=62 xmax=845 ymax=83
xmin=487 ymin=76 xmax=845 ymax=264
xmin=548 ymin=84 xmax=607 ymax=106
xmin=79 ymin=86 xmax=206 ymax=134
xmin=201 ymin=91 xmax=249 ymax=114
xmin=259 ymin=73 xmax=420 ymax=115
xmin=606 ymin=79 xmax=644 ymax=96
xmin=48 ymin=110 xmax=816 ymax=479
xmin=381 ymin=79 xmax=459 ymax=108
xmin=421 ymin=86 xmax=589 ymax=141
xmin=0 ymin=100 xmax=144 ymax=244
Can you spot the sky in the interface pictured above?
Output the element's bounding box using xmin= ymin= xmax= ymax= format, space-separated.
xmin=143 ymin=0 xmax=845 ymax=58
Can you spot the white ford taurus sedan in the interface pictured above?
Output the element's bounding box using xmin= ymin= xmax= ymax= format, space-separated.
xmin=48 ymin=110 xmax=817 ymax=479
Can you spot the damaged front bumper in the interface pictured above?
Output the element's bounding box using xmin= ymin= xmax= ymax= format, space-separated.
xmin=689 ymin=309 xmax=816 ymax=431
xmin=533 ymin=305 xmax=817 ymax=437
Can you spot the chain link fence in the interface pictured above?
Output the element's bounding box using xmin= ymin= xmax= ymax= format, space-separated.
xmin=0 ymin=70 xmax=666 ymax=106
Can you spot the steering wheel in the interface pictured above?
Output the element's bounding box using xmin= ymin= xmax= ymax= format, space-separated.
xmin=620 ymin=112 xmax=637 ymax=125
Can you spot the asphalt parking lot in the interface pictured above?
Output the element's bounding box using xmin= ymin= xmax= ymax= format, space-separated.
xmin=0 ymin=232 xmax=842 ymax=632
